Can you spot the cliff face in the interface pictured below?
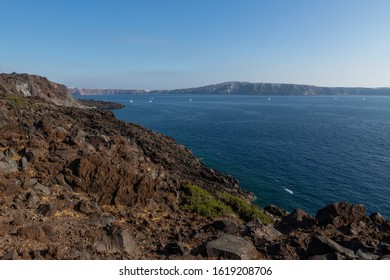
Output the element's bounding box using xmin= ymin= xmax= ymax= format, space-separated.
xmin=0 ymin=74 xmax=389 ymax=260
xmin=0 ymin=73 xmax=80 ymax=107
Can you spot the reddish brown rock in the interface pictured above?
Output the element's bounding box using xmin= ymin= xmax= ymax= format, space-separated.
xmin=16 ymin=224 xmax=47 ymax=242
xmin=316 ymin=202 xmax=366 ymax=227
xmin=278 ymin=209 xmax=315 ymax=232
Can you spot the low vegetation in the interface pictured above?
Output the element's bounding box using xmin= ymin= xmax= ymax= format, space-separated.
xmin=181 ymin=184 xmax=272 ymax=224
xmin=181 ymin=184 xmax=233 ymax=218
xmin=5 ymin=94 xmax=27 ymax=106
xmin=216 ymin=191 xmax=273 ymax=224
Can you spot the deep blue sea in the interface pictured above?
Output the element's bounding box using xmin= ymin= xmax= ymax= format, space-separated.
xmin=78 ymin=94 xmax=390 ymax=218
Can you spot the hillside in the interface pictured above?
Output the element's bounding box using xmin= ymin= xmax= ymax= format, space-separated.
xmin=151 ymin=82 xmax=390 ymax=96
xmin=1 ymin=73 xmax=389 ymax=260
xmin=69 ymin=81 xmax=390 ymax=96
xmin=0 ymin=73 xmax=80 ymax=106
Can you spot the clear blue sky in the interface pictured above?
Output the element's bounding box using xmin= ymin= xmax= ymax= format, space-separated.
xmin=1 ymin=0 xmax=389 ymax=89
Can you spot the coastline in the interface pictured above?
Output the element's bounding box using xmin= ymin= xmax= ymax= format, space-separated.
xmin=0 ymin=74 xmax=389 ymax=260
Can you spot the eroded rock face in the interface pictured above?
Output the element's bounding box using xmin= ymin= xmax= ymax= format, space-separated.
xmin=0 ymin=73 xmax=80 ymax=107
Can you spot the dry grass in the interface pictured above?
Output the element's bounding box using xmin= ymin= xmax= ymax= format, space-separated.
xmin=53 ymin=209 xmax=81 ymax=219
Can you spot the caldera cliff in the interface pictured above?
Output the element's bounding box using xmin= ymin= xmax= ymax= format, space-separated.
xmin=0 ymin=73 xmax=389 ymax=260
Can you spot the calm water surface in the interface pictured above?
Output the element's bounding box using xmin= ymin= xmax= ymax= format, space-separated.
xmin=78 ymin=95 xmax=390 ymax=218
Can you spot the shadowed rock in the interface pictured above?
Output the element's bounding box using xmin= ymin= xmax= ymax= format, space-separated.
xmin=206 ymin=234 xmax=260 ymax=260
xmin=278 ymin=209 xmax=315 ymax=232
xmin=265 ymin=205 xmax=288 ymax=217
xmin=36 ymin=204 xmax=57 ymax=217
xmin=1 ymin=249 xmax=18 ymax=260
xmin=309 ymin=235 xmax=356 ymax=259
xmin=212 ymin=220 xmax=240 ymax=235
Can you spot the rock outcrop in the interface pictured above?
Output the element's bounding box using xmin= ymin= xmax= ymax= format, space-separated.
xmin=0 ymin=73 xmax=80 ymax=107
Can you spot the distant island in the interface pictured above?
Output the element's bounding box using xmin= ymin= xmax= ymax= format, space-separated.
xmin=69 ymin=81 xmax=390 ymax=96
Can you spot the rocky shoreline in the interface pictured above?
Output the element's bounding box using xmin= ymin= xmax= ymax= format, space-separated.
xmin=77 ymin=99 xmax=125 ymax=110
xmin=0 ymin=73 xmax=389 ymax=260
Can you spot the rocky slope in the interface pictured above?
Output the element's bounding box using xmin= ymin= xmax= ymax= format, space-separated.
xmin=0 ymin=74 xmax=389 ymax=260
xmin=0 ymin=73 xmax=80 ymax=107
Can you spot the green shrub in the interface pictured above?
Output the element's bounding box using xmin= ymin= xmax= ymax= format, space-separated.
xmin=5 ymin=94 xmax=27 ymax=106
xmin=216 ymin=192 xmax=273 ymax=224
xmin=181 ymin=184 xmax=233 ymax=218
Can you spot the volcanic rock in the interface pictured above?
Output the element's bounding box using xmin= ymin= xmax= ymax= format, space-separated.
xmin=36 ymin=204 xmax=57 ymax=217
xmin=16 ymin=224 xmax=47 ymax=242
xmin=1 ymin=249 xmax=18 ymax=260
xmin=94 ymin=227 xmax=140 ymax=258
xmin=265 ymin=204 xmax=288 ymax=217
xmin=309 ymin=235 xmax=356 ymax=259
xmin=316 ymin=202 xmax=366 ymax=227
xmin=206 ymin=234 xmax=260 ymax=260
xmin=278 ymin=209 xmax=315 ymax=232
xmin=252 ymin=224 xmax=283 ymax=242
xmin=212 ymin=220 xmax=240 ymax=235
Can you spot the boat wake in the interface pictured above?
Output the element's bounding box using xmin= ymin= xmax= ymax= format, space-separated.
xmin=284 ymin=188 xmax=294 ymax=195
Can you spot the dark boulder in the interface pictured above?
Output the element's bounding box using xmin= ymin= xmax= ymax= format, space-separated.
xmin=265 ymin=204 xmax=288 ymax=217
xmin=316 ymin=202 xmax=366 ymax=227
xmin=94 ymin=227 xmax=140 ymax=258
xmin=74 ymin=200 xmax=101 ymax=216
xmin=278 ymin=209 xmax=315 ymax=232
xmin=370 ymin=212 xmax=386 ymax=226
xmin=36 ymin=204 xmax=57 ymax=217
xmin=309 ymin=235 xmax=356 ymax=259
xmin=206 ymin=234 xmax=260 ymax=260
xmin=164 ymin=242 xmax=186 ymax=255
xmin=266 ymin=243 xmax=299 ymax=260
xmin=212 ymin=220 xmax=240 ymax=234
xmin=1 ymin=249 xmax=18 ymax=260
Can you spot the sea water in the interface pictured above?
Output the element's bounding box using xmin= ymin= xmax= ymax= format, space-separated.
xmin=77 ymin=94 xmax=390 ymax=218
